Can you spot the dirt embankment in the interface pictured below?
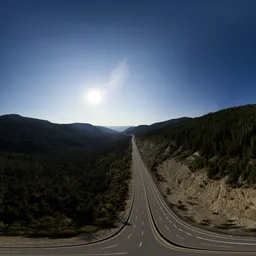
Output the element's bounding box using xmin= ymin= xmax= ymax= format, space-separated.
xmin=136 ymin=137 xmax=256 ymax=235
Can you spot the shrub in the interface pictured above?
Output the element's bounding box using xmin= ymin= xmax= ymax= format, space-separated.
xmin=53 ymin=229 xmax=78 ymax=238
xmin=94 ymin=217 xmax=115 ymax=228
xmin=244 ymin=228 xmax=256 ymax=232
xmin=77 ymin=225 xmax=99 ymax=234
xmin=7 ymin=230 xmax=24 ymax=236
xmin=177 ymin=204 xmax=188 ymax=211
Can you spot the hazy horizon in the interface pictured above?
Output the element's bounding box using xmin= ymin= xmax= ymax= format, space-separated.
xmin=2 ymin=0 xmax=256 ymax=125
xmin=0 ymin=112 xmax=184 ymax=127
xmin=1 ymin=103 xmax=249 ymax=127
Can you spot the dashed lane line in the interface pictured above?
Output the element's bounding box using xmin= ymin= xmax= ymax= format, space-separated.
xmin=201 ymin=243 xmax=233 ymax=248
xmin=102 ymin=244 xmax=118 ymax=250
xmin=63 ymin=253 xmax=128 ymax=256
xmin=195 ymin=236 xmax=256 ymax=246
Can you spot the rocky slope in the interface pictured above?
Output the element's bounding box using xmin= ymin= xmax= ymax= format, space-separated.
xmin=136 ymin=137 xmax=256 ymax=234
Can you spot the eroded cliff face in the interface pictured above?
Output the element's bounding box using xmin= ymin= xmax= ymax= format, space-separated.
xmin=136 ymin=137 xmax=256 ymax=233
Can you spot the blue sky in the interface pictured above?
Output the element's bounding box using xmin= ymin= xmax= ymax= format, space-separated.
xmin=1 ymin=0 xmax=256 ymax=125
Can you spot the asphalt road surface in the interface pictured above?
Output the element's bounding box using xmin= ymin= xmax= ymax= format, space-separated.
xmin=1 ymin=136 xmax=256 ymax=255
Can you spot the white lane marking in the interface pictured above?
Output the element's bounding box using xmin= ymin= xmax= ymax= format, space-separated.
xmin=142 ymin=220 xmax=144 ymax=226
xmin=176 ymin=234 xmax=184 ymax=240
xmin=102 ymin=244 xmax=118 ymax=249
xmin=166 ymin=216 xmax=169 ymax=220
xmin=159 ymin=216 xmax=162 ymax=221
xmin=196 ymin=236 xmax=256 ymax=246
xmin=0 ymin=252 xmax=24 ymax=254
xmin=139 ymin=242 xmax=143 ymax=247
xmin=201 ymin=243 xmax=232 ymax=248
xmin=133 ymin=224 xmax=136 ymax=229
xmin=165 ymin=224 xmax=169 ymax=230
xmin=79 ymin=253 xmax=128 ymax=256
xmin=169 ymin=220 xmax=172 ymax=224
xmin=128 ymin=233 xmax=132 ymax=239
xmin=178 ymin=228 xmax=183 ymax=232
xmin=173 ymin=224 xmax=177 ymax=228
xmin=144 ymin=167 xmax=256 ymax=244
xmin=75 ymin=169 xmax=135 ymax=249
xmin=185 ymin=232 xmax=192 ymax=236
xmin=142 ymin=230 xmax=144 ymax=236
xmin=8 ymin=254 xmax=128 ymax=256
xmin=142 ymin=211 xmax=144 ymax=215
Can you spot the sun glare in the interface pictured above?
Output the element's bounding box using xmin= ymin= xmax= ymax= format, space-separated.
xmin=86 ymin=89 xmax=102 ymax=104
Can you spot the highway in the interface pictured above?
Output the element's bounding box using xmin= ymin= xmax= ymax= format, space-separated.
xmin=1 ymin=136 xmax=256 ymax=255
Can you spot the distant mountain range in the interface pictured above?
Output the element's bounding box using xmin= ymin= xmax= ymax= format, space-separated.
xmin=105 ymin=126 xmax=131 ymax=132
xmin=69 ymin=123 xmax=119 ymax=135
xmin=0 ymin=114 xmax=190 ymax=154
xmin=0 ymin=114 xmax=121 ymax=154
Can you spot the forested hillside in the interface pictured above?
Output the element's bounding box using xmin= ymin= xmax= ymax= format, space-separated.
xmin=0 ymin=138 xmax=131 ymax=237
xmin=137 ymin=105 xmax=256 ymax=185
xmin=123 ymin=117 xmax=189 ymax=135
xmin=0 ymin=114 xmax=121 ymax=154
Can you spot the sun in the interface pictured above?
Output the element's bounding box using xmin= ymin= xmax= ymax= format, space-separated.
xmin=86 ymin=89 xmax=102 ymax=104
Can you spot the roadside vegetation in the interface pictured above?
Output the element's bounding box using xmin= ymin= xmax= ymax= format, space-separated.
xmin=0 ymin=138 xmax=131 ymax=237
xmin=138 ymin=104 xmax=256 ymax=186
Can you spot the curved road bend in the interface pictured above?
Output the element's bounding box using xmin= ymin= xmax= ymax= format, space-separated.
xmin=0 ymin=136 xmax=256 ymax=255
xmin=134 ymin=136 xmax=256 ymax=252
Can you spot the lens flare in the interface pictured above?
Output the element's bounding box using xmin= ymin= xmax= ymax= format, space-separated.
xmin=86 ymin=89 xmax=102 ymax=104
